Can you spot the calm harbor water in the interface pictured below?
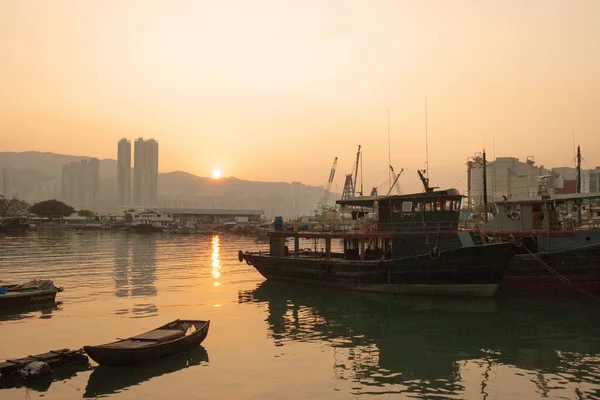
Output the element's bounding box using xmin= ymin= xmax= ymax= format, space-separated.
xmin=1 ymin=231 xmax=600 ymax=399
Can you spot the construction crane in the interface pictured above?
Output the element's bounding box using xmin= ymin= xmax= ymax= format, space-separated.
xmin=320 ymin=157 xmax=338 ymax=211
xmin=341 ymin=145 xmax=362 ymax=200
xmin=387 ymin=165 xmax=403 ymax=195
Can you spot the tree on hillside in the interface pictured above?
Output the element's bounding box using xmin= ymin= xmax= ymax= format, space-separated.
xmin=30 ymin=199 xmax=75 ymax=219
xmin=0 ymin=196 xmax=31 ymax=217
xmin=77 ymin=209 xmax=96 ymax=218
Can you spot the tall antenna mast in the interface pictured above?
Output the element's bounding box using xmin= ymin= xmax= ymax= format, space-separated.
xmin=388 ymin=108 xmax=391 ymax=190
xmin=572 ymin=129 xmax=576 ymax=164
xmin=425 ymin=94 xmax=429 ymax=180
xmin=493 ymin=136 xmax=496 ymax=201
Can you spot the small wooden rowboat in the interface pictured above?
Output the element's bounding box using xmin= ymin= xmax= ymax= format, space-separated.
xmin=83 ymin=320 xmax=210 ymax=366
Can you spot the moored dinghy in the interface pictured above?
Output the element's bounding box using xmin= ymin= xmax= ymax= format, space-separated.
xmin=0 ymin=279 xmax=63 ymax=311
xmin=84 ymin=319 xmax=210 ymax=366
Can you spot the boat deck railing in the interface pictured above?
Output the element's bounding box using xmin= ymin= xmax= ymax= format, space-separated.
xmin=476 ymin=219 xmax=600 ymax=234
xmin=274 ymin=220 xmax=471 ymax=235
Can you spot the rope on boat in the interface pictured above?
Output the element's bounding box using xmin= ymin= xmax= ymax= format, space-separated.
xmin=480 ymin=231 xmax=600 ymax=301
xmin=521 ymin=245 xmax=600 ymax=302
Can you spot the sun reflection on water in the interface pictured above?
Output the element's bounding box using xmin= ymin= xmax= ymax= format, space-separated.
xmin=211 ymin=235 xmax=221 ymax=286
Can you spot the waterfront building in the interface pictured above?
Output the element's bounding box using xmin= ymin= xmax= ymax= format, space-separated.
xmin=552 ymin=166 xmax=600 ymax=194
xmin=467 ymin=155 xmax=554 ymax=206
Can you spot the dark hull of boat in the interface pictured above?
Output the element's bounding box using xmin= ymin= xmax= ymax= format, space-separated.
xmin=0 ymin=349 xmax=88 ymax=378
xmin=241 ymin=242 xmax=513 ymax=297
xmin=501 ymin=243 xmax=600 ymax=294
xmin=0 ymin=289 xmax=60 ymax=311
xmin=0 ymin=220 xmax=30 ymax=234
xmin=83 ymin=320 xmax=210 ymax=366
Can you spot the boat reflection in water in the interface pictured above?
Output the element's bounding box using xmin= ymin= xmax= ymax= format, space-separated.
xmin=239 ymin=281 xmax=600 ymax=398
xmin=0 ymin=300 xmax=63 ymax=322
xmin=84 ymin=346 xmax=209 ymax=398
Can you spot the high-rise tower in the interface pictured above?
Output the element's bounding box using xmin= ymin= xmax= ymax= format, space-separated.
xmin=0 ymin=169 xmax=10 ymax=198
xmin=133 ymin=138 xmax=159 ymax=207
xmin=117 ymin=138 xmax=131 ymax=206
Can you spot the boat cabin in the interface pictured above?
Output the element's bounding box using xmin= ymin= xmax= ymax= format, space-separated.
xmin=336 ymin=188 xmax=463 ymax=232
xmin=266 ymin=188 xmax=479 ymax=261
xmin=483 ymin=192 xmax=600 ymax=233
xmin=132 ymin=210 xmax=175 ymax=228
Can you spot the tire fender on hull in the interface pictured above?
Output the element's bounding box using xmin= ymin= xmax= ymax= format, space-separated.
xmin=430 ymin=247 xmax=441 ymax=260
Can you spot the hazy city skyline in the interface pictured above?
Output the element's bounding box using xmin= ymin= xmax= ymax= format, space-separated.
xmin=1 ymin=1 xmax=599 ymax=194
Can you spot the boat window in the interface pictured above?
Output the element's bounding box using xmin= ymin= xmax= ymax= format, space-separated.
xmin=425 ymin=202 xmax=434 ymax=212
xmin=414 ymin=202 xmax=422 ymax=212
xmin=402 ymin=202 xmax=413 ymax=212
xmin=453 ymin=200 xmax=461 ymax=210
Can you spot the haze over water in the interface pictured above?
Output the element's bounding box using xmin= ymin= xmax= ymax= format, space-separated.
xmin=1 ymin=232 xmax=600 ymax=399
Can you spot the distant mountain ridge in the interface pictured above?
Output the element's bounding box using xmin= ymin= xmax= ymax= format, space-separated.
xmin=0 ymin=151 xmax=331 ymax=206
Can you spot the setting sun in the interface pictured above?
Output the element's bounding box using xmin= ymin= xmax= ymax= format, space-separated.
xmin=212 ymin=169 xmax=222 ymax=179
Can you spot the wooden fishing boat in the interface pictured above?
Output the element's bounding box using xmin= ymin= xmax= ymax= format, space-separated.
xmin=482 ymin=192 xmax=600 ymax=294
xmin=239 ymin=173 xmax=514 ymax=298
xmin=0 ymin=348 xmax=88 ymax=380
xmin=83 ymin=319 xmax=210 ymax=366
xmin=0 ymin=280 xmax=63 ymax=311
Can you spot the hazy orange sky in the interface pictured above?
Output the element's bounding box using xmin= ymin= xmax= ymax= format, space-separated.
xmin=1 ymin=0 xmax=599 ymax=194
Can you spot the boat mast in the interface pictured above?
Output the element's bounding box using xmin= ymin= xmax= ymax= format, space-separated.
xmin=576 ymin=145 xmax=581 ymax=194
xmin=483 ymin=149 xmax=488 ymax=224
xmin=577 ymin=145 xmax=581 ymax=225
xmin=352 ymin=145 xmax=361 ymax=197
xmin=388 ymin=108 xmax=391 ymax=191
xmin=425 ymin=94 xmax=429 ymax=181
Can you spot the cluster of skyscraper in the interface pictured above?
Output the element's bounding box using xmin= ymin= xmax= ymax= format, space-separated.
xmin=117 ymin=138 xmax=159 ymax=207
